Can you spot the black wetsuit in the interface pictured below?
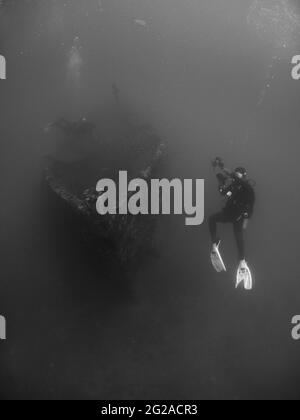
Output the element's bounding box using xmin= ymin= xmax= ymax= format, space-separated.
xmin=209 ymin=174 xmax=255 ymax=261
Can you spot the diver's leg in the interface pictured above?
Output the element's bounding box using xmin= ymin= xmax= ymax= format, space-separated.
xmin=233 ymin=221 xmax=245 ymax=261
xmin=209 ymin=213 xmax=226 ymax=244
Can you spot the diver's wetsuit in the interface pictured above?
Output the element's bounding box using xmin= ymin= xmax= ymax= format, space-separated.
xmin=209 ymin=174 xmax=255 ymax=261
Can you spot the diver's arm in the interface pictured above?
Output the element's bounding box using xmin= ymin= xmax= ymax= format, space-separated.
xmin=222 ymin=167 xmax=232 ymax=176
xmin=212 ymin=157 xmax=233 ymax=196
xmin=214 ymin=166 xmax=232 ymax=184
xmin=220 ymin=183 xmax=235 ymax=198
xmin=216 ymin=172 xmax=235 ymax=198
xmin=216 ymin=173 xmax=227 ymax=194
xmin=212 ymin=159 xmax=232 ymax=177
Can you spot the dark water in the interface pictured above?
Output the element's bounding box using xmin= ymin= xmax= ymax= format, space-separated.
xmin=1 ymin=0 xmax=300 ymax=400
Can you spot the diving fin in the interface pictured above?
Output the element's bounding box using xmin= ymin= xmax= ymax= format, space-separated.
xmin=210 ymin=241 xmax=227 ymax=273
xmin=236 ymin=260 xmax=253 ymax=290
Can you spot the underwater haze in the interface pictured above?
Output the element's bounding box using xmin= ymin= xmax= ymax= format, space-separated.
xmin=1 ymin=0 xmax=300 ymax=400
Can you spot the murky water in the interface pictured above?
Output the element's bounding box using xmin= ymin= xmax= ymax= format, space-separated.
xmin=1 ymin=0 xmax=300 ymax=400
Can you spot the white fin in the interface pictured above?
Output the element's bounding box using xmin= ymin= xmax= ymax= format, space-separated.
xmin=210 ymin=242 xmax=227 ymax=273
xmin=236 ymin=261 xmax=253 ymax=290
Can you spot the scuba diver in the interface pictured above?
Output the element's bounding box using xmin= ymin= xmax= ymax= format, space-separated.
xmin=209 ymin=157 xmax=255 ymax=290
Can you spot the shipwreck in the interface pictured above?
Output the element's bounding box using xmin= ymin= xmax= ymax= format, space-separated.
xmin=44 ymin=107 xmax=167 ymax=266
